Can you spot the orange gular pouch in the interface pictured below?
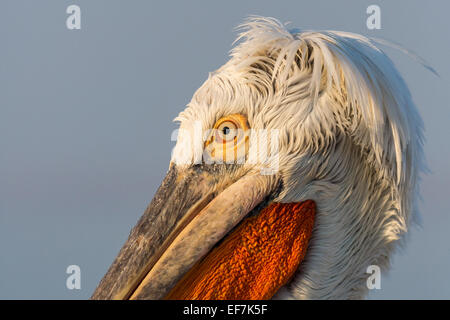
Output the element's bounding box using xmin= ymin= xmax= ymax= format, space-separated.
xmin=165 ymin=200 xmax=316 ymax=300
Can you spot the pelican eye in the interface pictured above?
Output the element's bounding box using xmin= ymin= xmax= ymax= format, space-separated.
xmin=204 ymin=114 xmax=250 ymax=163
xmin=216 ymin=120 xmax=238 ymax=143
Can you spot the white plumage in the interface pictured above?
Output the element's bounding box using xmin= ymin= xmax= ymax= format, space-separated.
xmin=171 ymin=16 xmax=425 ymax=299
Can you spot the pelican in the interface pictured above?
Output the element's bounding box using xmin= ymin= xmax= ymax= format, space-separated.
xmin=92 ymin=16 xmax=424 ymax=300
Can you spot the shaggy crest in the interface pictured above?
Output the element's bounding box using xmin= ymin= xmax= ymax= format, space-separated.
xmin=171 ymin=16 xmax=425 ymax=299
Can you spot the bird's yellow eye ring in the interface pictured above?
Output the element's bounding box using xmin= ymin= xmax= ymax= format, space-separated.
xmin=204 ymin=114 xmax=250 ymax=163
xmin=216 ymin=120 xmax=239 ymax=144
xmin=211 ymin=114 xmax=249 ymax=145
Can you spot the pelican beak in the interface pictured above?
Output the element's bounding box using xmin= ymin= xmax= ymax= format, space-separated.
xmin=91 ymin=163 xmax=315 ymax=300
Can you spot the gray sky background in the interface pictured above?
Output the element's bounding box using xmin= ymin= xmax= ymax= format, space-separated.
xmin=1 ymin=0 xmax=449 ymax=299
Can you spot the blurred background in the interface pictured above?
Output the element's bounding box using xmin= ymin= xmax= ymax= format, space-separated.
xmin=1 ymin=0 xmax=449 ymax=299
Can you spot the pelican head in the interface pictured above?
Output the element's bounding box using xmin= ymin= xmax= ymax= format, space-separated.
xmin=92 ymin=17 xmax=424 ymax=300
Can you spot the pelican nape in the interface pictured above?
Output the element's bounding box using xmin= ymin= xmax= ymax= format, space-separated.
xmin=92 ymin=17 xmax=424 ymax=300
